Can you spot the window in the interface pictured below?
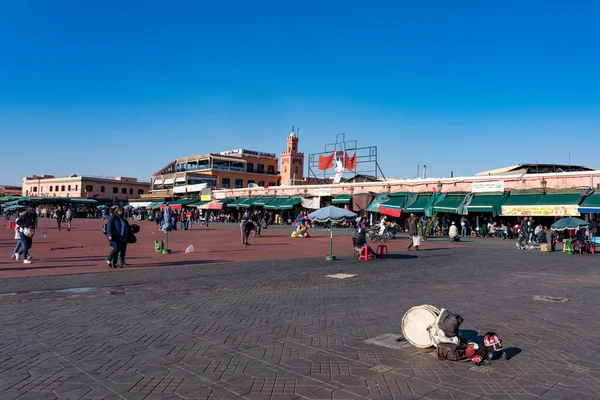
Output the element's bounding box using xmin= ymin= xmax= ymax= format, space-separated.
xmin=247 ymin=163 xmax=254 ymax=173
xmin=269 ymin=181 xmax=276 ymax=187
xmin=101 ymin=186 xmax=105 ymax=193
xmin=49 ymin=186 xmax=53 ymax=192
xmin=129 ymin=188 xmax=133 ymax=195
xmin=267 ymin=165 xmax=275 ymax=174
xmin=75 ymin=185 xmax=78 ymax=191
xmin=85 ymin=185 xmax=93 ymax=192
xmin=121 ymin=188 xmax=127 ymax=194
xmin=221 ymin=178 xmax=230 ymax=188
xmin=68 ymin=185 xmax=71 ymax=191
xmin=55 ymin=185 xmax=59 ymax=191
xmin=258 ymin=181 xmax=265 ymax=187
xmin=61 ymin=185 xmax=65 ymax=191
xmin=33 ymin=187 xmax=38 ymax=192
xmin=257 ymin=164 xmax=265 ymax=173
xmin=113 ymin=187 xmax=118 ymax=194
xmin=138 ymin=189 xmax=144 ymax=195
xmin=234 ymin=179 xmax=243 ymax=189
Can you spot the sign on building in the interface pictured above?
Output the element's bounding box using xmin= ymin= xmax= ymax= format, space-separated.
xmin=314 ymin=188 xmax=332 ymax=196
xmin=472 ymin=181 xmax=504 ymax=193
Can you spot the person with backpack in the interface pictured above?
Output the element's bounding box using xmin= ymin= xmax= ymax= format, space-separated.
xmin=105 ymin=206 xmax=130 ymax=268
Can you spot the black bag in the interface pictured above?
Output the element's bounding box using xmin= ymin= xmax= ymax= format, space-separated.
xmin=127 ymin=231 xmax=137 ymax=244
xmin=130 ymin=224 xmax=140 ymax=234
xmin=437 ymin=343 xmax=466 ymax=361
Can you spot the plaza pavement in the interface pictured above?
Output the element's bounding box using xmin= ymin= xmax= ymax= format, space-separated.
xmin=1 ymin=219 xmax=600 ymax=399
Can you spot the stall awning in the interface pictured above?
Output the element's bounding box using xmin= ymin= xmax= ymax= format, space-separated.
xmin=378 ymin=196 xmax=405 ymax=217
xmin=252 ymin=197 xmax=274 ymax=206
xmin=168 ymin=199 xmax=198 ymax=206
xmin=466 ymin=193 xmax=508 ymax=216
xmin=71 ymin=199 xmax=99 ymax=205
xmin=280 ymin=197 xmax=302 ymax=210
xmin=146 ymin=202 xmax=163 ymax=209
xmin=187 ymin=200 xmax=208 ymax=208
xmin=163 ymin=178 xmax=174 ymax=185
xmin=239 ymin=198 xmax=260 ymax=208
xmin=226 ymin=198 xmax=248 ymax=208
xmin=264 ymin=197 xmax=290 ymax=210
xmin=404 ymin=194 xmax=436 ymax=216
xmin=331 ymin=194 xmax=352 ymax=204
xmin=175 ymin=177 xmax=186 ymax=183
xmin=366 ymin=198 xmax=389 ymax=213
xmin=501 ymin=193 xmax=582 ymax=216
xmin=153 ymin=179 xmax=164 ymax=185
xmin=433 ymin=194 xmax=468 ymax=214
xmin=579 ymin=193 xmax=600 ymax=213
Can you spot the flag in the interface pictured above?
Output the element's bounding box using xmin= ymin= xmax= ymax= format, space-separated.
xmin=345 ymin=152 xmax=357 ymax=170
xmin=318 ymin=152 xmax=335 ymax=170
xmin=264 ymin=182 xmax=269 ymax=189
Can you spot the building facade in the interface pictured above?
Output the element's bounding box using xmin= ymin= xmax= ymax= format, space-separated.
xmin=151 ymin=150 xmax=280 ymax=192
xmin=0 ymin=185 xmax=22 ymax=196
xmin=22 ymin=175 xmax=150 ymax=200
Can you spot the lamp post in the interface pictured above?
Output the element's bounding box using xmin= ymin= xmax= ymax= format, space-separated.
xmin=540 ymin=178 xmax=547 ymax=194
xmin=437 ymin=182 xmax=443 ymax=193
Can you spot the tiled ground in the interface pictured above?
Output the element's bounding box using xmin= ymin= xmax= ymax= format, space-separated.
xmin=1 ymin=233 xmax=599 ymax=399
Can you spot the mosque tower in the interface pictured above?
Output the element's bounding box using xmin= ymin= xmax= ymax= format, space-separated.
xmin=279 ymin=126 xmax=304 ymax=186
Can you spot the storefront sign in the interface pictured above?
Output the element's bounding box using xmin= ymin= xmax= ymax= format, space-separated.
xmin=214 ymin=192 xmax=226 ymax=199
xmin=314 ymin=188 xmax=331 ymax=196
xmin=218 ymin=149 xmax=276 ymax=158
xmin=501 ymin=205 xmax=580 ymax=217
xmin=472 ymin=181 xmax=504 ymax=193
xmin=173 ymin=183 xmax=207 ymax=194
xmin=200 ymin=194 xmax=212 ymax=201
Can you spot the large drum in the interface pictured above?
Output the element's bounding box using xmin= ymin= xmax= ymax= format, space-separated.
xmin=401 ymin=305 xmax=440 ymax=348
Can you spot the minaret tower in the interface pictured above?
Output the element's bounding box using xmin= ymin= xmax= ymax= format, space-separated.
xmin=279 ymin=126 xmax=304 ymax=186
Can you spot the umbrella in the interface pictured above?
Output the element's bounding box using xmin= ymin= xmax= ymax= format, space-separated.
xmin=123 ymin=204 xmax=133 ymax=209
xmin=551 ymin=217 xmax=590 ymax=231
xmin=307 ymin=206 xmax=357 ymax=222
xmin=307 ymin=206 xmax=357 ymax=261
xmin=97 ymin=205 xmax=109 ymax=209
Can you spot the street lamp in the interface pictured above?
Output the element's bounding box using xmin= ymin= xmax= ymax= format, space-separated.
xmin=540 ymin=178 xmax=547 ymax=194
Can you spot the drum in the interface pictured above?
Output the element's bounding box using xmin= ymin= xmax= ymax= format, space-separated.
xmin=401 ymin=305 xmax=440 ymax=348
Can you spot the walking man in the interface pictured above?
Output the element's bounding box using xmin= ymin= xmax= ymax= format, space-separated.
xmin=407 ymin=214 xmax=420 ymax=251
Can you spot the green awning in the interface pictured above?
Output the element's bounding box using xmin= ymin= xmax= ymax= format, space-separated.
xmin=188 ymin=200 xmax=208 ymax=207
xmin=579 ymin=193 xmax=600 ymax=213
xmin=71 ymin=199 xmax=98 ymax=205
xmin=433 ymin=194 xmax=467 ymax=214
xmin=279 ymin=197 xmax=302 ymax=210
xmin=169 ymin=199 xmax=198 ymax=206
xmin=366 ymin=198 xmax=389 ymax=213
xmin=331 ymin=194 xmax=352 ymax=204
xmin=239 ymin=198 xmax=261 ymax=208
xmin=536 ymin=193 xmax=582 ymax=206
xmin=147 ymin=202 xmax=163 ymax=209
xmin=0 ymin=196 xmax=16 ymax=202
xmin=264 ymin=197 xmax=290 ymax=210
xmin=466 ymin=193 xmax=508 ymax=216
xmin=404 ymin=194 xmax=436 ymax=216
xmin=253 ymin=197 xmax=275 ymax=206
xmin=218 ymin=198 xmax=233 ymax=204
xmin=226 ymin=197 xmax=248 ymax=208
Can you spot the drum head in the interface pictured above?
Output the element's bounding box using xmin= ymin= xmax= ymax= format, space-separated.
xmin=401 ymin=305 xmax=440 ymax=348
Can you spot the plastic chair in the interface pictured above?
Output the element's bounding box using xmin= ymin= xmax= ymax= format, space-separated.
xmin=359 ymin=246 xmax=372 ymax=260
xmin=586 ymin=242 xmax=596 ymax=255
xmin=376 ymin=244 xmax=388 ymax=259
xmin=563 ymin=240 xmax=573 ymax=254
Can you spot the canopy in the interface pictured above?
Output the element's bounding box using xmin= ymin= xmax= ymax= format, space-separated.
xmin=279 ymin=197 xmax=302 ymax=210
xmin=168 ymin=199 xmax=197 ymax=206
xmin=331 ymin=194 xmax=352 ymax=204
xmin=551 ymin=217 xmax=590 ymax=231
xmin=466 ymin=193 xmax=509 ymax=216
xmin=4 ymin=205 xmax=28 ymax=211
xmin=366 ymin=198 xmax=389 ymax=213
xmin=501 ymin=193 xmax=582 ymax=216
xmin=404 ymin=194 xmax=436 ymax=217
xmin=432 ymin=193 xmax=468 ymax=215
xmin=226 ymin=198 xmax=248 ymax=208
xmin=187 ymin=200 xmax=208 ymax=208
xmin=308 ymin=206 xmax=357 ymax=222
xmin=146 ymin=202 xmax=163 ymax=210
xmin=578 ymin=193 xmax=600 ymax=213
xmin=264 ymin=197 xmax=290 ymax=210
xmin=239 ymin=198 xmax=260 ymax=208
xmin=253 ymin=197 xmax=275 ymax=206
xmin=377 ymin=196 xmax=404 ymax=217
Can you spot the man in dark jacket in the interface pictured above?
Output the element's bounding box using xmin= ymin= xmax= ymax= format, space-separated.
xmin=407 ymin=214 xmax=419 ymax=251
xmin=55 ymin=206 xmax=65 ymax=231
xmin=106 ymin=207 xmax=129 ymax=268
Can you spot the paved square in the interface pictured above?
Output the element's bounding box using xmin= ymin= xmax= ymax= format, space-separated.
xmin=1 ymin=232 xmax=600 ymax=399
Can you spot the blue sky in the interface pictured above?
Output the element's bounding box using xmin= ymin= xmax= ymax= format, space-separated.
xmin=1 ymin=0 xmax=599 ymax=185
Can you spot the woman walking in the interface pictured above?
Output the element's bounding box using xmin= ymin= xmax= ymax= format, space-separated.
xmin=105 ymin=206 xmax=129 ymax=268
xmin=12 ymin=208 xmax=37 ymax=264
